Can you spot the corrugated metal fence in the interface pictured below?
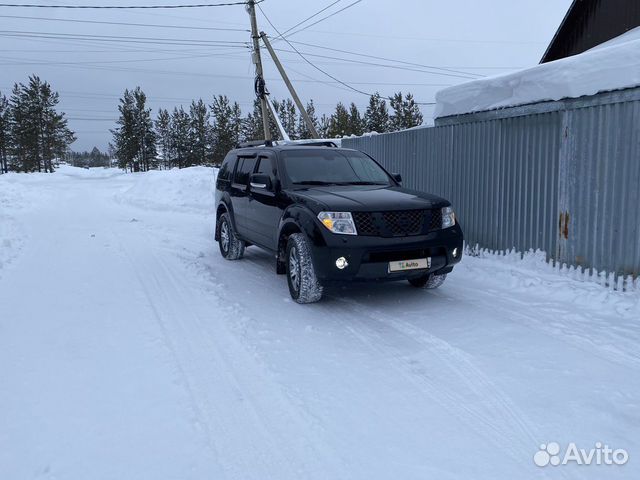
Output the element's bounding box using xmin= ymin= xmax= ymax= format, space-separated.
xmin=342 ymin=87 xmax=640 ymax=279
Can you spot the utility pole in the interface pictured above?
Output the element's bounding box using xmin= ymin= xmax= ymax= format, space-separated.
xmin=260 ymin=32 xmax=319 ymax=139
xmin=247 ymin=0 xmax=271 ymax=141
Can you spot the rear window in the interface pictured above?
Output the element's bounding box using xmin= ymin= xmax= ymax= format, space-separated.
xmin=234 ymin=156 xmax=257 ymax=186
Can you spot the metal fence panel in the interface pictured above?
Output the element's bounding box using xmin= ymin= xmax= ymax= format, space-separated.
xmin=343 ymin=87 xmax=640 ymax=277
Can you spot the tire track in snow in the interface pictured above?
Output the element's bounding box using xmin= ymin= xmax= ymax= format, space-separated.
xmin=322 ymin=294 xmax=543 ymax=467
xmin=467 ymin=284 xmax=640 ymax=370
xmin=115 ymin=227 xmax=346 ymax=480
xmin=165 ymin=234 xmax=537 ymax=463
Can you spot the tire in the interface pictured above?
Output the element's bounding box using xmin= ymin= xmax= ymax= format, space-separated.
xmin=218 ymin=213 xmax=245 ymax=260
xmin=286 ymin=233 xmax=323 ymax=304
xmin=408 ymin=273 xmax=447 ymax=289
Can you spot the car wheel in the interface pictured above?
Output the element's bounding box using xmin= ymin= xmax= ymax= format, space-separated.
xmin=286 ymin=233 xmax=323 ymax=304
xmin=408 ymin=273 xmax=447 ymax=289
xmin=218 ymin=213 xmax=245 ymax=260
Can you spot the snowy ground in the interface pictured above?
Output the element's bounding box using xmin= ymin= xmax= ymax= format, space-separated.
xmin=1 ymin=166 xmax=638 ymax=480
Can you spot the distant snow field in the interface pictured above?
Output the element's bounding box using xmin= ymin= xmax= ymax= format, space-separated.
xmin=0 ymin=166 xmax=638 ymax=480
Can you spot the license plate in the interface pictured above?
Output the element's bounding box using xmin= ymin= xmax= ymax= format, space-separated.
xmin=388 ymin=258 xmax=431 ymax=272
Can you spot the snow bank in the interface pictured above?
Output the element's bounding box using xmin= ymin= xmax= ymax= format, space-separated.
xmin=116 ymin=166 xmax=217 ymax=214
xmin=434 ymin=27 xmax=640 ymax=118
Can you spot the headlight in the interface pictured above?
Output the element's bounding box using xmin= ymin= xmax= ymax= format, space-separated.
xmin=317 ymin=211 xmax=357 ymax=235
xmin=441 ymin=206 xmax=456 ymax=228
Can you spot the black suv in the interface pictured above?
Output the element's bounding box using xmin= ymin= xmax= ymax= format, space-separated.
xmin=214 ymin=143 xmax=463 ymax=303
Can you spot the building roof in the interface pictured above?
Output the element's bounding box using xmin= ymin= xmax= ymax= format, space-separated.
xmin=434 ymin=26 xmax=640 ymax=119
xmin=541 ymin=0 xmax=640 ymax=63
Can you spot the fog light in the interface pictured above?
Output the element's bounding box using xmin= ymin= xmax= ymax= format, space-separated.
xmin=452 ymin=248 xmax=458 ymax=258
xmin=335 ymin=257 xmax=349 ymax=269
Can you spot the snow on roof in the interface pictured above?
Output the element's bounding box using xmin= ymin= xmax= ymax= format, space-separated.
xmin=434 ymin=27 xmax=640 ymax=119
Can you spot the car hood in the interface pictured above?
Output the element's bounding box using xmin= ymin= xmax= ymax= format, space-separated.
xmin=288 ymin=185 xmax=449 ymax=212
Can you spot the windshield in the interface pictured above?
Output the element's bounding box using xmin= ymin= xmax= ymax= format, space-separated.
xmin=280 ymin=149 xmax=392 ymax=186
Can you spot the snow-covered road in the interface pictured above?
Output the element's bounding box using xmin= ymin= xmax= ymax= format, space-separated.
xmin=1 ymin=166 xmax=638 ymax=480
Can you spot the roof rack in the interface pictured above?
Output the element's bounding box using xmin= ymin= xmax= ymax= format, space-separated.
xmin=289 ymin=140 xmax=338 ymax=148
xmin=237 ymin=140 xmax=274 ymax=148
xmin=236 ymin=139 xmax=339 ymax=149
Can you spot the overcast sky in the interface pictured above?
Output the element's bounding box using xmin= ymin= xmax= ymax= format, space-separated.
xmin=0 ymin=0 xmax=572 ymax=151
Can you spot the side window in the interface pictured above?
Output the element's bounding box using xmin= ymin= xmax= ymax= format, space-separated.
xmin=234 ymin=156 xmax=257 ymax=186
xmin=218 ymin=156 xmax=233 ymax=181
xmin=256 ymin=157 xmax=275 ymax=176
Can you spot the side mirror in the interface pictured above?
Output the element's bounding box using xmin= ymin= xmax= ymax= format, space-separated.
xmin=392 ymin=173 xmax=402 ymax=183
xmin=249 ymin=173 xmax=272 ymax=191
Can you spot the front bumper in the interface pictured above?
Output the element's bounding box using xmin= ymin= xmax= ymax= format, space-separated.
xmin=309 ymin=224 xmax=464 ymax=282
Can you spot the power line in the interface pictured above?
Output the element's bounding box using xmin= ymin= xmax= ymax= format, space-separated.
xmin=0 ymin=30 xmax=249 ymax=47
xmin=273 ymin=47 xmax=477 ymax=80
xmin=273 ymin=0 xmax=341 ymax=40
xmin=258 ymin=4 xmax=435 ymax=105
xmin=0 ymin=14 xmax=249 ymax=32
xmin=0 ymin=2 xmax=251 ymax=9
xmin=281 ymin=0 xmax=362 ymax=39
xmin=0 ymin=49 xmax=248 ymax=66
xmin=287 ymin=40 xmax=483 ymax=78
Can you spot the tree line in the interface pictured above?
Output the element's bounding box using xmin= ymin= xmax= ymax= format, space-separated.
xmin=0 ymin=75 xmax=425 ymax=174
xmin=67 ymin=147 xmax=111 ymax=168
xmin=0 ymin=76 xmax=75 ymax=173
xmin=111 ymin=87 xmax=424 ymax=171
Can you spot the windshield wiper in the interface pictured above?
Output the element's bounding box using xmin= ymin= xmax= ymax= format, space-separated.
xmin=292 ymin=180 xmax=339 ymax=185
xmin=340 ymin=181 xmax=388 ymax=185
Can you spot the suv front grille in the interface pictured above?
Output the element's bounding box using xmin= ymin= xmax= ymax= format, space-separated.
xmin=353 ymin=209 xmax=442 ymax=237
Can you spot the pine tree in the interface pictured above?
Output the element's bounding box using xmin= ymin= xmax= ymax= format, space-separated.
xmin=347 ymin=102 xmax=364 ymax=136
xmin=189 ymin=99 xmax=210 ymax=166
xmin=210 ymin=95 xmax=242 ymax=164
xmin=242 ymin=99 xmax=263 ymax=142
xmin=133 ymin=87 xmax=156 ymax=172
xmin=111 ymin=89 xmax=137 ymax=171
xmin=318 ymin=113 xmax=330 ymax=138
xmin=67 ymin=147 xmax=110 ymax=168
xmin=155 ymin=108 xmax=172 ymax=169
xmin=111 ymin=87 xmax=156 ymax=172
xmin=170 ymin=106 xmax=191 ymax=169
xmin=279 ymin=98 xmax=298 ymax=140
xmin=389 ymin=92 xmax=424 ymax=131
xmin=364 ymin=92 xmax=390 ymax=133
xmin=8 ymin=76 xmax=75 ymax=172
xmin=0 ymin=92 xmax=9 ymax=174
xmin=327 ymin=102 xmax=350 ymax=138
xmin=297 ymin=100 xmax=319 ymax=140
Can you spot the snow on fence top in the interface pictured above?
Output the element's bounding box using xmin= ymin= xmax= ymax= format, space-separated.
xmin=434 ymin=27 xmax=640 ymax=119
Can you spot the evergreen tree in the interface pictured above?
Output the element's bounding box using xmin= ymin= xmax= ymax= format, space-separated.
xmin=111 ymin=89 xmax=136 ymax=171
xmin=318 ymin=113 xmax=330 ymax=138
xmin=389 ymin=92 xmax=423 ymax=131
xmin=242 ymin=99 xmax=263 ymax=142
xmin=279 ymin=98 xmax=298 ymax=140
xmin=347 ymin=102 xmax=364 ymax=136
xmin=364 ymin=92 xmax=390 ymax=133
xmin=132 ymin=87 xmax=156 ymax=172
xmin=210 ymin=95 xmax=242 ymax=164
xmin=8 ymin=76 xmax=75 ymax=173
xmin=327 ymin=102 xmax=350 ymax=138
xmin=111 ymin=87 xmax=155 ymax=172
xmin=0 ymin=93 xmax=8 ymax=174
xmin=297 ymin=100 xmax=319 ymax=140
xmin=67 ymin=147 xmax=110 ymax=168
xmin=155 ymin=108 xmax=172 ymax=169
xmin=189 ymin=99 xmax=211 ymax=166
xmin=170 ymin=106 xmax=191 ymax=169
